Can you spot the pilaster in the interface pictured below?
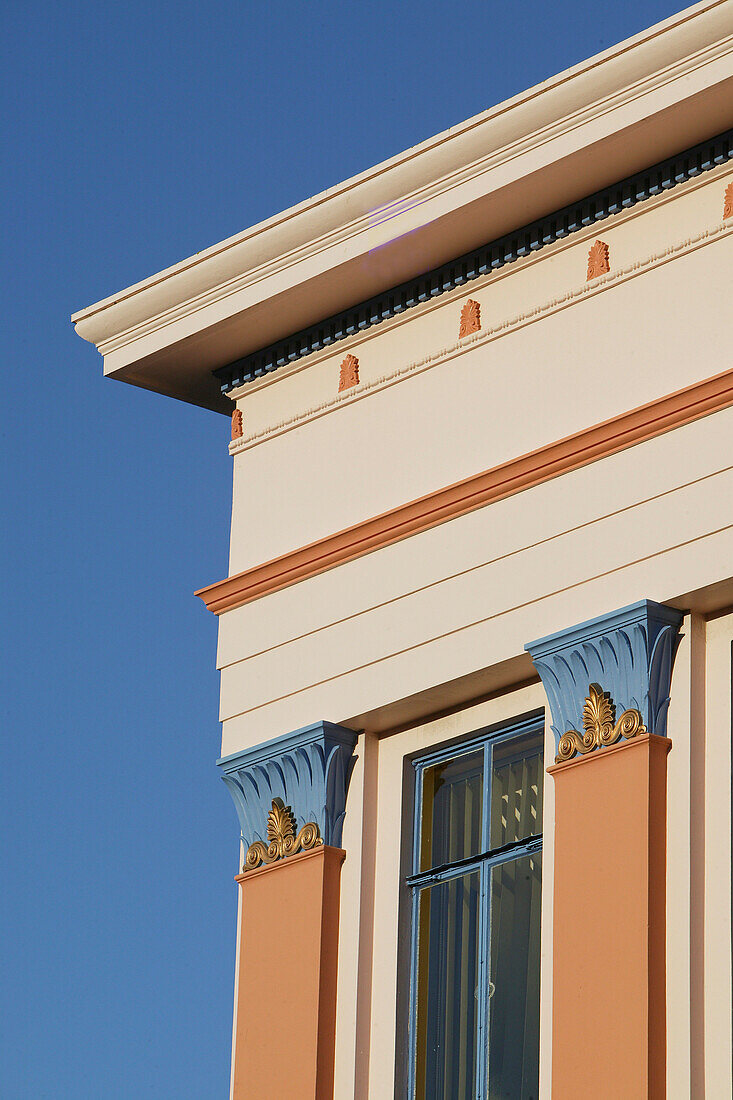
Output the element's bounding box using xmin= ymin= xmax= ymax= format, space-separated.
xmin=526 ymin=599 xmax=683 ymax=1100
xmin=218 ymin=721 xmax=358 ymax=1100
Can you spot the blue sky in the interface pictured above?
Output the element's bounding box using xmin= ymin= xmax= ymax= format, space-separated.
xmin=1 ymin=1 xmax=685 ymax=1095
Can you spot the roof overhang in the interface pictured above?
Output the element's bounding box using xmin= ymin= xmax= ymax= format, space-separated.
xmin=72 ymin=1 xmax=733 ymax=414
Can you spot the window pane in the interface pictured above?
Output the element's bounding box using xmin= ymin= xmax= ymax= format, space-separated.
xmin=420 ymin=750 xmax=483 ymax=871
xmin=489 ymin=732 xmax=543 ymax=851
xmin=487 ymin=852 xmax=542 ymax=1100
xmin=414 ymin=871 xmax=480 ymax=1100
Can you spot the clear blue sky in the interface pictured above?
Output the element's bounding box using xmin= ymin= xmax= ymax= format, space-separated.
xmin=1 ymin=1 xmax=685 ymax=1095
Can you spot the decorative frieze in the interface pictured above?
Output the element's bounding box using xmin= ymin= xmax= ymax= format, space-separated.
xmin=587 ymin=239 xmax=610 ymax=280
xmin=218 ymin=721 xmax=358 ymax=861
xmin=338 ymin=354 xmax=360 ymax=392
xmin=215 ymin=128 xmax=733 ymax=393
xmin=225 ymin=220 xmax=733 ymax=458
xmin=459 ymin=299 xmax=481 ymax=338
xmin=526 ymin=600 xmax=683 ymax=761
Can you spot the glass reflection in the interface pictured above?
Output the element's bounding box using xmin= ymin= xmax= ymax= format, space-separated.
xmin=420 ymin=750 xmax=483 ymax=871
xmin=488 ymin=852 xmax=542 ymax=1099
xmin=415 ymin=871 xmax=480 ymax=1100
xmin=489 ymin=732 xmax=543 ymax=851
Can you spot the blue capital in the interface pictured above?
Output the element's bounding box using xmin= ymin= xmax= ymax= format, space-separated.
xmin=525 ymin=600 xmax=683 ymax=756
xmin=217 ymin=721 xmax=359 ymax=849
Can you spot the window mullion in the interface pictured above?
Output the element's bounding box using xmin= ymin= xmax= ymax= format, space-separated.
xmin=476 ymin=860 xmax=490 ymax=1100
xmin=482 ymin=740 xmax=491 ymax=852
xmin=412 ymin=763 xmax=424 ymax=876
xmin=407 ymin=887 xmax=422 ymax=1100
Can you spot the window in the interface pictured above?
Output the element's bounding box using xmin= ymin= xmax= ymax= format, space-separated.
xmin=407 ymin=716 xmax=544 ymax=1100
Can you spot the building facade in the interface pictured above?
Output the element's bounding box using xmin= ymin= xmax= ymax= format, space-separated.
xmin=74 ymin=3 xmax=733 ymax=1096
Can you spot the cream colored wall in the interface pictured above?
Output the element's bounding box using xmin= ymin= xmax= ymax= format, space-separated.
xmin=703 ymin=612 xmax=733 ymax=1096
xmin=332 ymin=729 xmax=380 ymax=1100
xmin=215 ymin=161 xmax=733 ymax=753
xmin=226 ymin=163 xmax=732 ymax=574
xmin=218 ymin=404 xmax=733 ymax=752
xmin=662 ymin=611 xmax=733 ymax=1099
xmin=666 ymin=615 xmax=702 ymax=1098
xmin=329 ymin=682 xmax=552 ymax=1100
xmin=215 ymin=125 xmax=733 ymax=1100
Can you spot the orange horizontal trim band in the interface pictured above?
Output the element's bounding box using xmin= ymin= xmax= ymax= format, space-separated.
xmin=196 ymin=366 xmax=733 ymax=615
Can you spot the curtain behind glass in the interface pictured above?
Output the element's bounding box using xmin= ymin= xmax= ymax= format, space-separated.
xmin=420 ymin=751 xmax=483 ymax=871
xmin=487 ymin=852 xmax=542 ymax=1100
xmin=415 ymin=871 xmax=480 ymax=1100
xmin=490 ymin=733 xmax=543 ymax=850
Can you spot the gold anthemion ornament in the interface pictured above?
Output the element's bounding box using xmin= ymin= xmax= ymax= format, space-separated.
xmin=244 ymin=798 xmax=322 ymax=871
xmin=555 ymin=683 xmax=646 ymax=763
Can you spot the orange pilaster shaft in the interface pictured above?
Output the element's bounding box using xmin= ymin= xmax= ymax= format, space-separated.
xmin=549 ymin=734 xmax=670 ymax=1099
xmin=232 ymin=845 xmax=345 ymax=1100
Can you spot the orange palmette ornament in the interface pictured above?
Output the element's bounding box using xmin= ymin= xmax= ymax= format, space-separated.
xmin=244 ymin=798 xmax=322 ymax=870
xmin=724 ymin=183 xmax=733 ymax=220
xmin=459 ymin=298 xmax=481 ymax=338
xmin=586 ymin=239 xmax=610 ymax=280
xmin=555 ymin=683 xmax=646 ymax=763
xmin=338 ymin=354 xmax=360 ymax=392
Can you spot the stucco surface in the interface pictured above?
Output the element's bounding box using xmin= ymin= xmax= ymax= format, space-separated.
xmin=218 ymin=403 xmax=733 ymax=751
xmin=226 ymin=167 xmax=732 ymax=574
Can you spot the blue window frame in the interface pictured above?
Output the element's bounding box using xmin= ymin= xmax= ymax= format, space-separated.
xmin=406 ymin=713 xmax=544 ymax=1100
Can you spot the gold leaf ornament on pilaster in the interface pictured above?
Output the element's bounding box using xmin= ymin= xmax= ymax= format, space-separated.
xmin=555 ymin=683 xmax=646 ymax=763
xmin=244 ymin=798 xmax=323 ymax=870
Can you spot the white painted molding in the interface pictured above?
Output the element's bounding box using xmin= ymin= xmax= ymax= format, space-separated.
xmin=72 ymin=2 xmax=733 ymax=412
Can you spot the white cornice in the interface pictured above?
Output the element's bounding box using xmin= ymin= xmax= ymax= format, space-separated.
xmin=73 ymin=1 xmax=733 ymax=413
